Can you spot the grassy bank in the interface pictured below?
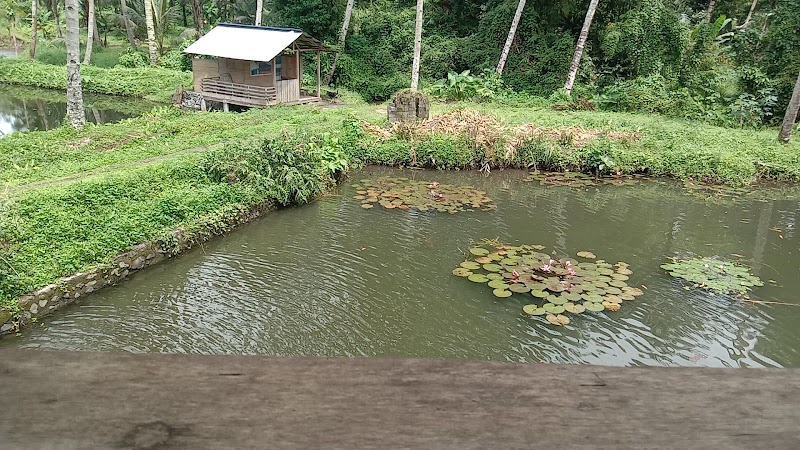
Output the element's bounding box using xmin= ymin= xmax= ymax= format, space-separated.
xmin=1 ymin=100 xmax=799 ymax=314
xmin=0 ymin=58 xmax=191 ymax=102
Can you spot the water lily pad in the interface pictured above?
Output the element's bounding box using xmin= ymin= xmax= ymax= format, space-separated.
xmin=616 ymin=268 xmax=633 ymax=275
xmin=483 ymin=264 xmax=502 ymax=272
xmin=452 ymin=268 xmax=473 ymax=277
xmin=360 ymin=204 xmax=374 ymax=209
xmin=470 ymin=247 xmax=490 ymax=256
xmin=353 ymin=177 xmax=495 ymax=214
xmin=488 ymin=280 xmax=510 ymax=290
xmin=577 ymin=251 xmax=596 ymax=259
xmin=454 ymin=240 xmax=640 ymax=323
xmin=468 ymin=274 xmax=489 ymax=283
xmin=602 ymin=301 xmax=621 ymax=311
xmin=564 ymin=302 xmax=586 ymax=314
xmin=493 ymin=289 xmax=513 ymax=298
xmin=543 ymin=303 xmax=566 ymax=314
xmin=660 ymin=257 xmax=762 ymax=297
xmin=546 ymin=314 xmax=570 ymax=326
xmin=523 ymin=305 xmax=546 ymax=316
xmin=584 ymin=302 xmax=605 ymax=312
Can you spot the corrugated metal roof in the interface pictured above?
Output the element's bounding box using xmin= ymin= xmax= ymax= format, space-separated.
xmin=183 ymin=24 xmax=331 ymax=62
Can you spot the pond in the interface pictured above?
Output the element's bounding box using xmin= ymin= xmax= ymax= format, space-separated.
xmin=3 ymin=167 xmax=800 ymax=368
xmin=0 ymin=84 xmax=158 ymax=136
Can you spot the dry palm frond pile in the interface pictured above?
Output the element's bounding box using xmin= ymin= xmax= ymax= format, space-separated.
xmin=361 ymin=109 xmax=640 ymax=159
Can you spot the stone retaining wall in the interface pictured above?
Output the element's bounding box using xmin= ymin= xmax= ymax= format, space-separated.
xmin=0 ymin=201 xmax=276 ymax=336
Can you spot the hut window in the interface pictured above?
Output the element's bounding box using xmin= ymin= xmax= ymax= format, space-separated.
xmin=275 ymin=56 xmax=283 ymax=80
xmin=250 ymin=60 xmax=271 ymax=76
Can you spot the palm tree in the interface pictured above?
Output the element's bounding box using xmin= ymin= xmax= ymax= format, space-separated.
xmin=779 ymin=71 xmax=800 ymax=143
xmin=65 ymin=0 xmax=85 ymax=128
xmin=323 ymin=0 xmax=355 ymax=86
xmin=564 ymin=0 xmax=599 ymax=95
xmin=190 ymin=0 xmax=203 ymax=36
xmin=145 ymin=0 xmax=158 ymax=65
xmin=706 ymin=0 xmax=717 ymax=22
xmin=255 ymin=0 xmax=263 ymax=26
xmin=497 ymin=0 xmax=526 ymax=74
xmin=410 ymin=0 xmax=424 ymax=91
xmin=120 ymin=0 xmax=136 ymax=47
xmin=83 ymin=0 xmax=96 ymax=64
xmin=29 ymin=0 xmax=37 ymax=59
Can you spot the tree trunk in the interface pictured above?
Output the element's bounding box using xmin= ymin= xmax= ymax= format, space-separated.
xmin=145 ymin=0 xmax=158 ymax=65
xmin=29 ymin=0 xmax=37 ymax=59
xmin=323 ymin=0 xmax=355 ymax=86
xmin=410 ymin=0 xmax=424 ymax=92
xmin=778 ymin=70 xmax=800 ymax=144
xmin=706 ymin=0 xmax=717 ymax=22
xmin=181 ymin=0 xmax=187 ymax=27
xmin=120 ymin=0 xmax=136 ymax=47
xmin=93 ymin=14 xmax=101 ymax=45
xmin=255 ymin=0 xmax=263 ymax=25
xmin=65 ymin=0 xmax=85 ymax=128
xmin=496 ymin=0 xmax=526 ymax=74
xmin=191 ymin=0 xmax=204 ymax=36
xmin=83 ymin=0 xmax=95 ymax=64
xmin=52 ymin=0 xmax=62 ymax=38
xmin=737 ymin=0 xmax=759 ymax=29
xmin=564 ymin=0 xmax=599 ymax=94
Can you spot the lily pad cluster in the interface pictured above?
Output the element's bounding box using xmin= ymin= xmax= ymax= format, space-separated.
xmin=352 ymin=177 xmax=495 ymax=213
xmin=525 ymin=171 xmax=646 ymax=188
xmin=661 ymin=257 xmax=764 ymax=297
xmin=453 ymin=241 xmax=644 ymax=326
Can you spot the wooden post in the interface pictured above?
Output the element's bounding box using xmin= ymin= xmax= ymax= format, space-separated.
xmin=295 ymin=45 xmax=301 ymax=99
xmin=200 ymin=97 xmax=206 ymax=111
xmin=316 ymin=50 xmax=321 ymax=98
xmin=223 ymin=102 xmax=229 ymax=112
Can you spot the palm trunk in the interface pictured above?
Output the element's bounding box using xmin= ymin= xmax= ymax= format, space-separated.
xmin=65 ymin=0 xmax=85 ymax=128
xmin=496 ymin=0 xmax=526 ymax=74
xmin=564 ymin=0 xmax=599 ymax=94
xmin=29 ymin=0 xmax=37 ymax=59
xmin=83 ymin=0 xmax=95 ymax=64
xmin=120 ymin=0 xmax=136 ymax=47
xmin=191 ymin=0 xmax=204 ymax=36
xmin=323 ymin=0 xmax=355 ymax=86
xmin=145 ymin=0 xmax=158 ymax=65
xmin=410 ymin=0 xmax=424 ymax=91
xmin=255 ymin=0 xmax=263 ymax=25
xmin=52 ymin=0 xmax=62 ymax=38
xmin=705 ymin=0 xmax=717 ymax=22
xmin=778 ymin=70 xmax=800 ymax=144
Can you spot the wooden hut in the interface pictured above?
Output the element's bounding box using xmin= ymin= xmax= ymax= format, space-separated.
xmin=183 ymin=23 xmax=335 ymax=110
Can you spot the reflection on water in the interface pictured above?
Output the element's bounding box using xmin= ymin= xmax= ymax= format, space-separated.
xmin=4 ymin=167 xmax=800 ymax=368
xmin=0 ymin=84 xmax=156 ymax=136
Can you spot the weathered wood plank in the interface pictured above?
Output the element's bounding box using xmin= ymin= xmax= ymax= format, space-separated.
xmin=1 ymin=350 xmax=799 ymax=449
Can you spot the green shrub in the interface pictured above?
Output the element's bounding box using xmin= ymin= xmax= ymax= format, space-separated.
xmin=117 ymin=47 xmax=149 ymax=68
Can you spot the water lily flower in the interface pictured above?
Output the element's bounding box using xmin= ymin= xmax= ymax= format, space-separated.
xmin=512 ymin=270 xmax=520 ymax=277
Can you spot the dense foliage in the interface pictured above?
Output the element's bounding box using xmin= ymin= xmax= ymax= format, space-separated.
xmin=2 ymin=0 xmax=797 ymax=127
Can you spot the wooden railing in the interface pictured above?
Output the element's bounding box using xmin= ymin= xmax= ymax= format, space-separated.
xmin=200 ymin=78 xmax=277 ymax=106
xmin=275 ymin=79 xmax=300 ymax=103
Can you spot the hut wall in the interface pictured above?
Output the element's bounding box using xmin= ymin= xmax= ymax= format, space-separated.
xmin=192 ymin=59 xmax=220 ymax=91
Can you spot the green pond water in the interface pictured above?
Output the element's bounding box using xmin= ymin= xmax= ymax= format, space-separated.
xmin=4 ymin=167 xmax=800 ymax=367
